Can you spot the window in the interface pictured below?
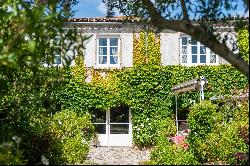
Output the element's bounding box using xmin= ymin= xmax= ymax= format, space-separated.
xmin=97 ymin=37 xmax=119 ymax=67
xmin=53 ymin=47 xmax=62 ymax=65
xmin=42 ymin=37 xmax=62 ymax=67
xmin=180 ymin=36 xmax=218 ymax=65
xmin=53 ymin=37 xmax=62 ymax=65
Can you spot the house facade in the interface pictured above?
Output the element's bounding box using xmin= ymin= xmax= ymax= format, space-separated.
xmin=63 ymin=17 xmax=241 ymax=69
xmin=62 ymin=17 xmax=240 ymax=147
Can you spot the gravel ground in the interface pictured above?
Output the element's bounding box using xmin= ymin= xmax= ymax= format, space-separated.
xmin=84 ymin=146 xmax=152 ymax=165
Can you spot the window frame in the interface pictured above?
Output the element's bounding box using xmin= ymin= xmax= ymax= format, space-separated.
xmin=43 ymin=36 xmax=63 ymax=67
xmin=52 ymin=36 xmax=63 ymax=66
xmin=180 ymin=35 xmax=219 ymax=66
xmin=96 ymin=35 xmax=120 ymax=68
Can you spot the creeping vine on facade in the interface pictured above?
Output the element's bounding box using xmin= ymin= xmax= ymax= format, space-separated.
xmin=133 ymin=31 xmax=161 ymax=66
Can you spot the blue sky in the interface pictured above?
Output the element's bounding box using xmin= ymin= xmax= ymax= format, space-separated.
xmin=72 ymin=0 xmax=107 ymax=18
xmin=72 ymin=0 xmax=249 ymax=18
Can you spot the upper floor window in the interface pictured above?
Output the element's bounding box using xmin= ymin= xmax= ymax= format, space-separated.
xmin=180 ymin=36 xmax=218 ymax=66
xmin=53 ymin=37 xmax=62 ymax=65
xmin=53 ymin=47 xmax=62 ymax=65
xmin=43 ymin=36 xmax=62 ymax=67
xmin=97 ymin=37 xmax=119 ymax=67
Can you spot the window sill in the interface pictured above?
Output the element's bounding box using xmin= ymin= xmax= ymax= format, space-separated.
xmin=180 ymin=63 xmax=219 ymax=66
xmin=94 ymin=65 xmax=122 ymax=69
xmin=42 ymin=63 xmax=63 ymax=67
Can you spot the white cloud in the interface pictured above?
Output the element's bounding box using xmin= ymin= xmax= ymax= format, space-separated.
xmin=96 ymin=1 xmax=123 ymax=16
xmin=97 ymin=2 xmax=107 ymax=15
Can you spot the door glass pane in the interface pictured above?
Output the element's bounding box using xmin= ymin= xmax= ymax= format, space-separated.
xmin=200 ymin=46 xmax=206 ymax=54
xmin=110 ymin=38 xmax=118 ymax=46
xmin=99 ymin=38 xmax=107 ymax=46
xmin=192 ymin=55 xmax=197 ymax=63
xmin=200 ymin=55 xmax=206 ymax=63
xmin=210 ymin=54 xmax=216 ymax=63
xmin=94 ymin=124 xmax=106 ymax=134
xmin=89 ymin=109 xmax=106 ymax=123
xmin=191 ymin=38 xmax=197 ymax=45
xmin=110 ymin=56 xmax=118 ymax=64
xmin=110 ymin=105 xmax=129 ymax=123
xmin=110 ymin=124 xmax=129 ymax=134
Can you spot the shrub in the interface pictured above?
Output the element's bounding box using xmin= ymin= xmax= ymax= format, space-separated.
xmin=48 ymin=110 xmax=95 ymax=164
xmin=156 ymin=117 xmax=176 ymax=140
xmin=150 ymin=139 xmax=200 ymax=165
xmin=0 ymin=137 xmax=26 ymax=165
xmin=187 ymin=100 xmax=249 ymax=164
xmin=187 ymin=100 xmax=218 ymax=139
xmin=58 ymin=65 xmax=247 ymax=147
xmin=196 ymin=121 xmax=248 ymax=164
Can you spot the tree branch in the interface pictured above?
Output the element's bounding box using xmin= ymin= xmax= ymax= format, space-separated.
xmin=141 ymin=0 xmax=249 ymax=78
xmin=243 ymin=0 xmax=249 ymax=9
xmin=180 ymin=0 xmax=189 ymax=20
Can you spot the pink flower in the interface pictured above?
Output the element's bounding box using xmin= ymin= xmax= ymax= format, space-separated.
xmin=170 ymin=135 xmax=189 ymax=149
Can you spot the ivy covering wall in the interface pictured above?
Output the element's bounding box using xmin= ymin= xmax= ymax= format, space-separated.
xmin=133 ymin=31 xmax=161 ymax=66
xmin=237 ymin=27 xmax=249 ymax=63
xmin=63 ymin=64 xmax=248 ymax=146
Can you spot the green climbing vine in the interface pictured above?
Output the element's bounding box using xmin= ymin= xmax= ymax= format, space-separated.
xmin=133 ymin=31 xmax=161 ymax=66
xmin=72 ymin=55 xmax=85 ymax=83
xmin=59 ymin=64 xmax=248 ymax=146
xmin=237 ymin=27 xmax=249 ymax=63
xmin=60 ymin=29 xmax=248 ymax=147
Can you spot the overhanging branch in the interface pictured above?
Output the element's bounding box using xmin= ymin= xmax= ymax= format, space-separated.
xmin=180 ymin=0 xmax=189 ymax=20
xmin=141 ymin=0 xmax=249 ymax=79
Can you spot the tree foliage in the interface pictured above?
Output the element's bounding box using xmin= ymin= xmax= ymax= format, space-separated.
xmin=0 ymin=0 xmax=91 ymax=164
xmin=0 ymin=0 xmax=85 ymax=70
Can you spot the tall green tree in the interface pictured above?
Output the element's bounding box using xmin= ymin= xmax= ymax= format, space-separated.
xmin=0 ymin=0 xmax=85 ymax=69
xmin=103 ymin=0 xmax=249 ymax=78
xmin=0 ymin=0 xmax=88 ymax=164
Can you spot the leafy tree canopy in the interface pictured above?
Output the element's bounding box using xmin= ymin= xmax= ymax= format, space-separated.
xmin=0 ymin=0 xmax=85 ymax=71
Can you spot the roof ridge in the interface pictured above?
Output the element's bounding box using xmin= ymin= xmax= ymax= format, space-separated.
xmin=66 ymin=16 xmax=249 ymax=23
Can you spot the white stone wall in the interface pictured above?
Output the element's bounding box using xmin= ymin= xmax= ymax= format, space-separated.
xmin=217 ymin=31 xmax=238 ymax=64
xmin=160 ymin=32 xmax=181 ymax=65
xmin=84 ymin=33 xmax=97 ymax=67
xmin=120 ymin=33 xmax=133 ymax=67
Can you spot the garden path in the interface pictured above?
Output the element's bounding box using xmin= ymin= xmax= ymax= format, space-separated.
xmin=84 ymin=146 xmax=152 ymax=165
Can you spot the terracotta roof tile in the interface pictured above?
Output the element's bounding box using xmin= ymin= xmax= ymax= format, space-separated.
xmin=66 ymin=16 xmax=248 ymax=23
xmin=66 ymin=16 xmax=144 ymax=23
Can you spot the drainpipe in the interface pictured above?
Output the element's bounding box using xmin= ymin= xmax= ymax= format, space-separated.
xmin=145 ymin=25 xmax=148 ymax=59
xmin=175 ymin=94 xmax=179 ymax=136
xmin=199 ymin=76 xmax=207 ymax=102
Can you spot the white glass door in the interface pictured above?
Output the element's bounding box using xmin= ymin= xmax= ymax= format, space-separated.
xmin=91 ymin=109 xmax=108 ymax=146
xmin=91 ymin=105 xmax=132 ymax=146
xmin=108 ymin=105 xmax=132 ymax=146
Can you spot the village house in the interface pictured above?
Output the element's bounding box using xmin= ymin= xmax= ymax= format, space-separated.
xmin=51 ymin=16 xmax=246 ymax=147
